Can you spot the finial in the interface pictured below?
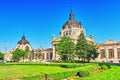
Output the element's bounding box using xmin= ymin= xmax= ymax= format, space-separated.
xmin=69 ymin=6 xmax=74 ymax=20
xmin=22 ymin=30 xmax=25 ymax=39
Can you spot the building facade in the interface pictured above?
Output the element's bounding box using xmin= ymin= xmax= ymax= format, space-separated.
xmin=4 ymin=34 xmax=32 ymax=61
xmin=4 ymin=34 xmax=53 ymax=62
xmin=52 ymin=10 xmax=94 ymax=60
xmin=33 ymin=48 xmax=53 ymax=62
xmin=15 ymin=34 xmax=32 ymax=51
xmin=96 ymin=40 xmax=120 ymax=63
xmin=51 ymin=10 xmax=120 ymax=63
xmin=4 ymin=10 xmax=120 ymax=63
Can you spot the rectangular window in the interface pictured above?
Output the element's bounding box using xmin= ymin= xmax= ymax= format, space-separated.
xmin=100 ymin=49 xmax=105 ymax=58
xmin=108 ymin=49 xmax=114 ymax=58
xmin=117 ymin=48 xmax=120 ymax=59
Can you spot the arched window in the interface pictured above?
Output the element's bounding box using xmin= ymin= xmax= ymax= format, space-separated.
xmin=63 ymin=31 xmax=69 ymax=36
xmin=108 ymin=49 xmax=114 ymax=58
xmin=100 ymin=49 xmax=105 ymax=58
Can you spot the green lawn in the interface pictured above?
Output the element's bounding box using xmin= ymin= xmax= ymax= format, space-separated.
xmin=1 ymin=62 xmax=120 ymax=80
xmin=0 ymin=62 xmax=96 ymax=80
xmin=79 ymin=65 xmax=120 ymax=80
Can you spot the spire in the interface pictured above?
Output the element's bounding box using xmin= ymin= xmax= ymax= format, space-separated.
xmin=69 ymin=6 xmax=74 ymax=20
xmin=23 ymin=30 xmax=25 ymax=36
xmin=22 ymin=30 xmax=25 ymax=40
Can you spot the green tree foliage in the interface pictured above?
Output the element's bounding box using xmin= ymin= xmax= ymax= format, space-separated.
xmin=12 ymin=47 xmax=31 ymax=62
xmin=29 ymin=49 xmax=34 ymax=61
xmin=35 ymin=49 xmax=42 ymax=60
xmin=76 ymin=32 xmax=99 ymax=62
xmin=12 ymin=48 xmax=24 ymax=61
xmin=24 ymin=46 xmax=30 ymax=60
xmin=56 ymin=36 xmax=75 ymax=61
xmin=86 ymin=44 xmax=99 ymax=62
xmin=0 ymin=52 xmax=4 ymax=60
xmin=76 ymin=32 xmax=88 ymax=61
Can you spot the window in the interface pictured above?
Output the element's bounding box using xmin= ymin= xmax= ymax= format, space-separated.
xmin=46 ymin=53 xmax=49 ymax=59
xmin=66 ymin=31 xmax=68 ymax=35
xmin=63 ymin=32 xmax=65 ymax=36
xmin=72 ymin=30 xmax=76 ymax=35
xmin=43 ymin=53 xmax=44 ymax=59
xmin=108 ymin=49 xmax=114 ymax=58
xmin=117 ymin=48 xmax=120 ymax=59
xmin=69 ymin=30 xmax=71 ymax=35
xmin=63 ymin=31 xmax=69 ymax=36
xmin=100 ymin=49 xmax=105 ymax=58
xmin=50 ymin=53 xmax=53 ymax=60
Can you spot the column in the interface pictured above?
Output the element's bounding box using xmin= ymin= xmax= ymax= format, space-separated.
xmin=114 ymin=47 xmax=117 ymax=62
xmin=105 ymin=47 xmax=108 ymax=63
xmin=52 ymin=44 xmax=56 ymax=60
xmin=44 ymin=53 xmax=47 ymax=61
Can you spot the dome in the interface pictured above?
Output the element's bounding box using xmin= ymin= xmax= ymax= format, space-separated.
xmin=62 ymin=11 xmax=82 ymax=29
xmin=17 ymin=35 xmax=30 ymax=45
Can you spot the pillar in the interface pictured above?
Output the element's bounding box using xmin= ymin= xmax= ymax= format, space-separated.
xmin=105 ymin=47 xmax=108 ymax=62
xmin=52 ymin=44 xmax=56 ymax=60
xmin=44 ymin=52 xmax=47 ymax=61
xmin=114 ymin=47 xmax=117 ymax=62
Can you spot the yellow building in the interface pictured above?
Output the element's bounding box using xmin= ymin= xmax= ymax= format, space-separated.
xmin=4 ymin=34 xmax=53 ymax=62
xmin=15 ymin=34 xmax=32 ymax=51
xmin=4 ymin=10 xmax=120 ymax=63
xmin=33 ymin=48 xmax=53 ymax=62
xmin=4 ymin=34 xmax=32 ymax=62
xmin=52 ymin=10 xmax=94 ymax=60
xmin=51 ymin=10 xmax=120 ymax=63
xmin=96 ymin=40 xmax=120 ymax=63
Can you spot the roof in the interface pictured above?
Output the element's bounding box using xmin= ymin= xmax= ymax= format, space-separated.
xmin=17 ymin=35 xmax=30 ymax=45
xmin=96 ymin=40 xmax=120 ymax=47
xmin=62 ymin=11 xmax=82 ymax=29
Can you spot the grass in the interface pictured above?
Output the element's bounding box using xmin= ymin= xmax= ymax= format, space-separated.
xmin=1 ymin=62 xmax=120 ymax=80
xmin=78 ymin=65 xmax=120 ymax=80
xmin=0 ymin=62 xmax=97 ymax=79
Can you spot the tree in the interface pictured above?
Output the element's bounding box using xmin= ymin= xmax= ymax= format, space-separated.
xmin=0 ymin=52 xmax=4 ymax=60
xmin=29 ymin=49 xmax=34 ymax=61
xmin=76 ymin=32 xmax=99 ymax=62
xmin=12 ymin=48 xmax=23 ymax=61
xmin=56 ymin=36 xmax=75 ymax=61
xmin=86 ymin=44 xmax=99 ymax=62
xmin=76 ymin=32 xmax=88 ymax=62
xmin=24 ymin=46 xmax=30 ymax=61
xmin=35 ymin=49 xmax=42 ymax=60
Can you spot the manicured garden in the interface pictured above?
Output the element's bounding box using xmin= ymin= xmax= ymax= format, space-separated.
xmin=0 ymin=62 xmax=96 ymax=80
xmin=79 ymin=65 xmax=120 ymax=80
xmin=0 ymin=62 xmax=120 ymax=80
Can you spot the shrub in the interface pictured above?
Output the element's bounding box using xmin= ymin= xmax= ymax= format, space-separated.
xmin=98 ymin=63 xmax=111 ymax=70
xmin=60 ymin=64 xmax=79 ymax=68
xmin=101 ymin=65 xmax=108 ymax=70
xmin=106 ymin=64 xmax=111 ymax=69
xmin=76 ymin=70 xmax=90 ymax=77
xmin=47 ymin=70 xmax=78 ymax=79
xmin=98 ymin=63 xmax=101 ymax=66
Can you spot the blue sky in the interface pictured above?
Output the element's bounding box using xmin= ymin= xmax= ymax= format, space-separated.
xmin=0 ymin=0 xmax=120 ymax=52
